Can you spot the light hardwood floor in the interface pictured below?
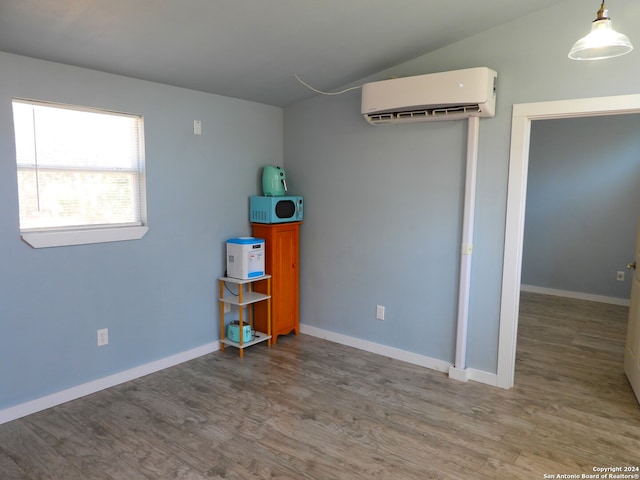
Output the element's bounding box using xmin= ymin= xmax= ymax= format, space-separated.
xmin=1 ymin=292 xmax=639 ymax=479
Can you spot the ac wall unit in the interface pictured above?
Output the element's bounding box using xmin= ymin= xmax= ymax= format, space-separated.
xmin=361 ymin=67 xmax=497 ymax=125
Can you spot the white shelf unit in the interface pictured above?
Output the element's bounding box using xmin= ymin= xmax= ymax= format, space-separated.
xmin=218 ymin=275 xmax=271 ymax=357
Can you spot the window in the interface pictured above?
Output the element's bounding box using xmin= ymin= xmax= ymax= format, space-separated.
xmin=12 ymin=99 xmax=148 ymax=248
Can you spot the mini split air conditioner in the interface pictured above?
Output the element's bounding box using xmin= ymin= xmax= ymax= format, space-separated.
xmin=361 ymin=67 xmax=497 ymax=125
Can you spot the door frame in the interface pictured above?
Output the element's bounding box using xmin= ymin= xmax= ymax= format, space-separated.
xmin=497 ymin=93 xmax=640 ymax=389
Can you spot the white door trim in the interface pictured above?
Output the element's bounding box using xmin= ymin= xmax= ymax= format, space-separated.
xmin=497 ymin=94 xmax=640 ymax=389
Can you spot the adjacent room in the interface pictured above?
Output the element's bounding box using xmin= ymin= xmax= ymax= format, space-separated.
xmin=1 ymin=1 xmax=639 ymax=478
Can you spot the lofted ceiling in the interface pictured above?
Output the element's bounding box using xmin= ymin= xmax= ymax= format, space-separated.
xmin=0 ymin=0 xmax=563 ymax=107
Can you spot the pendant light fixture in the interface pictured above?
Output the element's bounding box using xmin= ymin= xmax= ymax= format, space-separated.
xmin=568 ymin=1 xmax=633 ymax=60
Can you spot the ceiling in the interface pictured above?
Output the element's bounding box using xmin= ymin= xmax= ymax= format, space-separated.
xmin=0 ymin=0 xmax=563 ymax=107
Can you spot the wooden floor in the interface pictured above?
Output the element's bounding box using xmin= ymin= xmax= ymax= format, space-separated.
xmin=1 ymin=292 xmax=639 ymax=479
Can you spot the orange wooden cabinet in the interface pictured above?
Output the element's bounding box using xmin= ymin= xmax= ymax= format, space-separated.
xmin=251 ymin=222 xmax=301 ymax=344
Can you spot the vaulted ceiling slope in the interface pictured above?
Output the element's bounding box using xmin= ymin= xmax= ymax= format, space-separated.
xmin=0 ymin=0 xmax=561 ymax=107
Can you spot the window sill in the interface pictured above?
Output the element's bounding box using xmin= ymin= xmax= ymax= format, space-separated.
xmin=22 ymin=226 xmax=149 ymax=249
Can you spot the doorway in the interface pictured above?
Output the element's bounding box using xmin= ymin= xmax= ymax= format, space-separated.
xmin=497 ymin=94 xmax=640 ymax=389
xmin=522 ymin=114 xmax=640 ymax=303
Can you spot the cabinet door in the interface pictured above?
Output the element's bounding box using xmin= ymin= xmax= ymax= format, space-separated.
xmin=271 ymin=224 xmax=298 ymax=334
xmin=252 ymin=223 xmax=300 ymax=343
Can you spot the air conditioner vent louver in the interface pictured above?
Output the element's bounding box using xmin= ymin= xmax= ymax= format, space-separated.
xmin=432 ymin=105 xmax=481 ymax=116
xmin=366 ymin=105 xmax=484 ymax=125
xmin=396 ymin=110 xmax=429 ymax=120
xmin=361 ymin=67 xmax=497 ymax=125
xmin=368 ymin=113 xmax=395 ymax=123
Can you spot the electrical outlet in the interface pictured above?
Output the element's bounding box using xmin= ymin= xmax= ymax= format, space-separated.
xmin=193 ymin=120 xmax=202 ymax=135
xmin=224 ymin=303 xmax=231 ymax=313
xmin=97 ymin=328 xmax=109 ymax=346
xmin=376 ymin=305 xmax=385 ymax=321
xmin=617 ymin=271 xmax=625 ymax=281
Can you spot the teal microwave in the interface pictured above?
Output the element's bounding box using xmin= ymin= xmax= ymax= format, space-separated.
xmin=250 ymin=195 xmax=303 ymax=224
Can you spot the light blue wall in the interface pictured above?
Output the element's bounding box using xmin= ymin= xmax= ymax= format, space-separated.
xmin=0 ymin=52 xmax=283 ymax=409
xmin=523 ymin=115 xmax=640 ymax=299
xmin=284 ymin=0 xmax=640 ymax=373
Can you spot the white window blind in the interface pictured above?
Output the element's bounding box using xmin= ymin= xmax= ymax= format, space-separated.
xmin=12 ymin=99 xmax=145 ymax=233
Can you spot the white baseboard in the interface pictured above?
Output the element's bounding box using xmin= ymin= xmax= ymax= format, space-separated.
xmin=2 ymin=323 xmax=505 ymax=426
xmin=467 ymin=367 xmax=499 ymax=386
xmin=0 ymin=341 xmax=220 ymax=425
xmin=520 ymin=284 xmax=630 ymax=307
xmin=448 ymin=366 xmax=470 ymax=382
xmin=300 ymin=324 xmax=497 ymax=387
